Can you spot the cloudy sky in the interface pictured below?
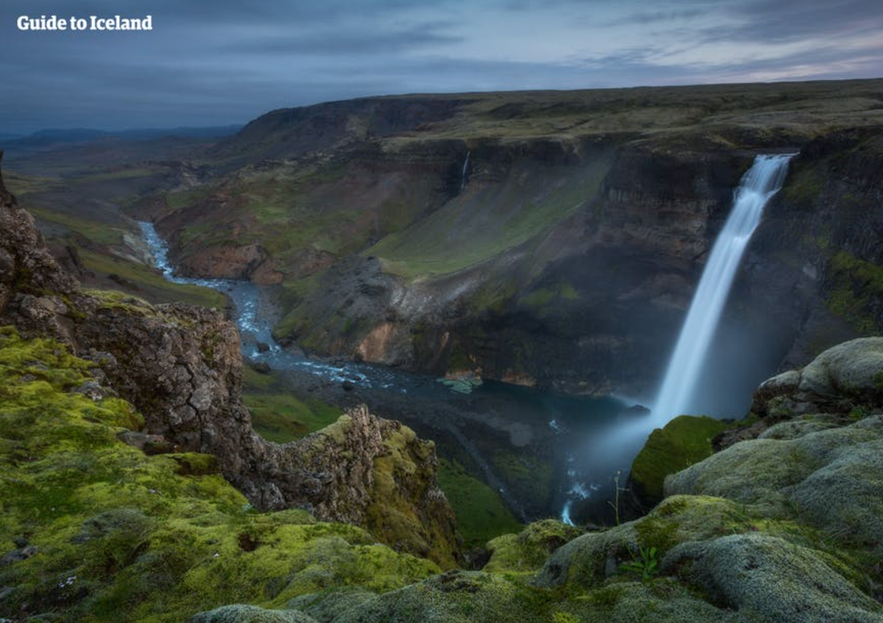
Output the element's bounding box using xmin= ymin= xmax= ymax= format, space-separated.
xmin=1 ymin=0 xmax=881 ymax=133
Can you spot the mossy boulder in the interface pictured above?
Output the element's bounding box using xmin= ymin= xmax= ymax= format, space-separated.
xmin=665 ymin=415 xmax=883 ymax=546
xmin=663 ymin=533 xmax=883 ymax=623
xmin=484 ymin=519 xmax=582 ymax=573
xmin=295 ymin=570 xmax=551 ymax=623
xmin=190 ymin=604 xmax=318 ymax=623
xmin=629 ymin=415 xmax=731 ymax=507
xmin=749 ymin=338 xmax=883 ymax=420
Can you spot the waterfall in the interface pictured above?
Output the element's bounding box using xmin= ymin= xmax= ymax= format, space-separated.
xmin=459 ymin=151 xmax=471 ymax=191
xmin=559 ymin=153 xmax=795 ymax=527
xmin=652 ymin=153 xmax=795 ymax=425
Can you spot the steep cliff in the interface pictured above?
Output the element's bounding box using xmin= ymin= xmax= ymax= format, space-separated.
xmin=150 ymin=79 xmax=883 ymax=403
xmin=0 ymin=151 xmax=459 ymax=566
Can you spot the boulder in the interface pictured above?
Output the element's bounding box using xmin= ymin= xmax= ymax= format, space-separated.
xmin=663 ymin=533 xmax=883 ymax=623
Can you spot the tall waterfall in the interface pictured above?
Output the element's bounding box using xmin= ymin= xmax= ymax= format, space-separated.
xmin=652 ymin=153 xmax=795 ymax=425
xmin=559 ymin=153 xmax=795 ymax=527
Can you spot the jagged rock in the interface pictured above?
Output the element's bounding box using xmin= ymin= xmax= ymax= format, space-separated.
xmin=72 ymin=380 xmax=107 ymax=401
xmin=252 ymin=361 xmax=271 ymax=374
xmin=117 ymin=431 xmax=175 ymax=454
xmin=0 ymin=157 xmax=459 ymax=566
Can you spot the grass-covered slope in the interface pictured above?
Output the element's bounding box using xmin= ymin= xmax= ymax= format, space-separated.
xmin=241 ymin=367 xmax=343 ymax=443
xmin=3 ymin=166 xmax=226 ymax=310
xmin=0 ymin=327 xmax=438 ymax=622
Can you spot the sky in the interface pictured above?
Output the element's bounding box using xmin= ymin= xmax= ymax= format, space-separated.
xmin=1 ymin=0 xmax=881 ymax=133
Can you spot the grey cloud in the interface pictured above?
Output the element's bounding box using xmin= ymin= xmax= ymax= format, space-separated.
xmin=225 ymin=23 xmax=463 ymax=56
xmin=1 ymin=0 xmax=881 ymax=133
xmin=604 ymin=8 xmax=707 ymax=26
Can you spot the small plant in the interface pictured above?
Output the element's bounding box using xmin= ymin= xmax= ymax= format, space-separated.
xmin=607 ymin=470 xmax=629 ymax=526
xmin=620 ymin=545 xmax=660 ymax=580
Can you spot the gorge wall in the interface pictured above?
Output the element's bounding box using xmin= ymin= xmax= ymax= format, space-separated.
xmin=149 ymin=81 xmax=883 ymax=408
xmin=0 ymin=152 xmax=459 ymax=566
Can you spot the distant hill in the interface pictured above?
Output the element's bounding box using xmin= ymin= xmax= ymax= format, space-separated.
xmin=2 ymin=125 xmax=242 ymax=150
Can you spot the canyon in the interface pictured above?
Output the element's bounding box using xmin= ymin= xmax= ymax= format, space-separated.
xmin=1 ymin=78 xmax=882 ymax=622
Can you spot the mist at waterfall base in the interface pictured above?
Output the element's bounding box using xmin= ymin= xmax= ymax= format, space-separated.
xmin=561 ymin=154 xmax=796 ymax=526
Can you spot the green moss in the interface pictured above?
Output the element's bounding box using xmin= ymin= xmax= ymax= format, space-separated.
xmin=825 ymin=251 xmax=883 ymax=335
xmin=630 ymin=415 xmax=731 ymax=504
xmin=0 ymin=328 xmax=439 ymax=622
xmin=521 ymin=282 xmax=580 ymax=314
xmin=484 ymin=519 xmax=580 ymax=573
xmin=363 ymin=427 xmax=458 ymax=569
xmin=85 ymin=289 xmax=159 ymax=317
xmin=437 ymin=460 xmax=523 ymax=550
xmin=782 ymin=166 xmax=825 ymax=208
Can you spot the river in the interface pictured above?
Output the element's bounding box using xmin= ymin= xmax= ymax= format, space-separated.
xmin=138 ymin=221 xmax=641 ymax=524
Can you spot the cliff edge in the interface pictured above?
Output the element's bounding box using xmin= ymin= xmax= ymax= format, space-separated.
xmin=0 ymin=150 xmax=458 ymax=567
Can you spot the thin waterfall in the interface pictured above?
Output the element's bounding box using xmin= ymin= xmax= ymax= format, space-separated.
xmin=460 ymin=151 xmax=471 ymax=191
xmin=653 ymin=153 xmax=796 ymax=425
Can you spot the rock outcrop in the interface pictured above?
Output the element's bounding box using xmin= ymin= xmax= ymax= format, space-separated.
xmin=713 ymin=336 xmax=883 ymax=448
xmin=0 ymin=150 xmax=458 ymax=566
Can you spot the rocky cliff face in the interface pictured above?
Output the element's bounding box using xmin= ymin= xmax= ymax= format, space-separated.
xmin=140 ymin=81 xmax=883 ymax=405
xmin=0 ymin=151 xmax=458 ymax=566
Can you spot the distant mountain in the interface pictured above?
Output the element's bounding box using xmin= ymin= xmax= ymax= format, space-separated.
xmin=2 ymin=125 xmax=242 ymax=150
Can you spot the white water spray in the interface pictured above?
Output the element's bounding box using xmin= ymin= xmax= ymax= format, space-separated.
xmin=652 ymin=153 xmax=795 ymax=425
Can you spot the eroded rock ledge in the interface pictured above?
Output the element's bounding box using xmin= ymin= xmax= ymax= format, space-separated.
xmin=0 ymin=151 xmax=458 ymax=566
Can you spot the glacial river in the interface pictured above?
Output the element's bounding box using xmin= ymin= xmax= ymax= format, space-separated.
xmin=138 ymin=221 xmax=638 ymax=524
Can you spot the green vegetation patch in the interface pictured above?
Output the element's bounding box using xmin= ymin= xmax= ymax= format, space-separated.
xmin=489 ymin=451 xmax=554 ymax=512
xmin=437 ymin=459 xmax=523 ymax=550
xmin=630 ymin=416 xmax=731 ymax=504
xmin=28 ymin=206 xmax=127 ymax=247
xmin=0 ymin=328 xmax=438 ymax=622
xmin=242 ymin=367 xmax=342 ymax=443
xmin=826 ymin=251 xmax=883 ymax=335
xmin=370 ymin=159 xmax=609 ymax=280
xmin=79 ymin=249 xmax=226 ymax=310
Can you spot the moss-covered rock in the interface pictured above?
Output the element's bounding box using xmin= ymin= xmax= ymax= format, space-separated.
xmin=535 ymin=492 xmax=841 ymax=591
xmin=484 ymin=519 xmax=582 ymax=573
xmin=0 ymin=329 xmax=440 ymax=622
xmin=665 ymin=415 xmax=883 ymax=546
xmin=190 ymin=604 xmax=318 ymax=623
xmin=663 ymin=533 xmax=883 ymax=623
xmin=749 ymin=338 xmax=883 ymax=420
xmin=629 ymin=415 xmax=731 ymax=507
xmin=297 ymin=570 xmax=551 ymax=623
